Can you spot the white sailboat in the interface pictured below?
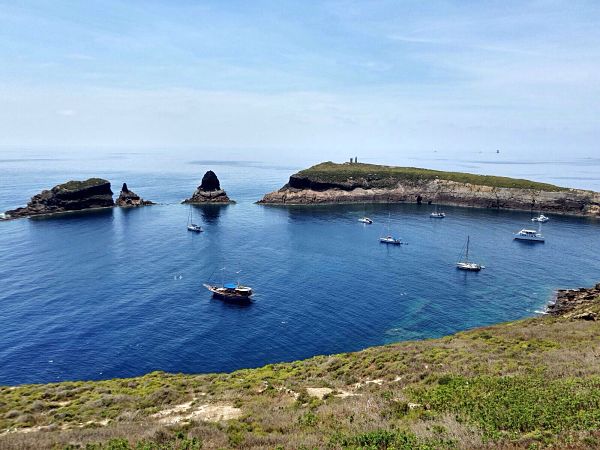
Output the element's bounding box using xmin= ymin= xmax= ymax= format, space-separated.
xmin=531 ymin=213 xmax=549 ymax=223
xmin=187 ymin=206 xmax=203 ymax=233
xmin=456 ymin=236 xmax=483 ymax=271
xmin=430 ymin=204 xmax=446 ymax=218
xmin=379 ymin=213 xmax=403 ymax=245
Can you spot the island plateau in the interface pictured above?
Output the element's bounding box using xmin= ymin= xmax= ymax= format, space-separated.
xmin=259 ymin=162 xmax=600 ymax=217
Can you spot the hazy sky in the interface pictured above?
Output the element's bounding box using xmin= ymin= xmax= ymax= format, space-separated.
xmin=1 ymin=1 xmax=599 ymax=161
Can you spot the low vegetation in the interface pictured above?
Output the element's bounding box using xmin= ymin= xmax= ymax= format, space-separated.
xmin=56 ymin=178 xmax=108 ymax=192
xmin=2 ymin=297 xmax=600 ymax=449
xmin=296 ymin=162 xmax=569 ymax=191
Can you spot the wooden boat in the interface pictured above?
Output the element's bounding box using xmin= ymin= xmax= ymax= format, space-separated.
xmin=203 ymin=282 xmax=253 ymax=301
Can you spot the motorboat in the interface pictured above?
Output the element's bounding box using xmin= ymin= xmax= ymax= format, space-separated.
xmin=531 ymin=214 xmax=549 ymax=223
xmin=456 ymin=236 xmax=483 ymax=271
xmin=513 ymin=228 xmax=545 ymax=242
xmin=358 ymin=217 xmax=373 ymax=224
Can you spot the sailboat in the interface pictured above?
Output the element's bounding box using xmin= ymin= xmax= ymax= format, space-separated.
xmin=187 ymin=206 xmax=203 ymax=232
xmin=430 ymin=204 xmax=446 ymax=218
xmin=456 ymin=236 xmax=483 ymax=271
xmin=531 ymin=213 xmax=549 ymax=223
xmin=203 ymin=268 xmax=253 ymax=301
xmin=379 ymin=213 xmax=403 ymax=245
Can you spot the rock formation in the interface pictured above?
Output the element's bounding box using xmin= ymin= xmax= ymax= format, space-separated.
xmin=258 ymin=162 xmax=600 ymax=217
xmin=116 ymin=183 xmax=154 ymax=207
xmin=183 ymin=171 xmax=234 ymax=204
xmin=2 ymin=178 xmax=114 ymax=219
xmin=547 ymin=283 xmax=600 ymax=316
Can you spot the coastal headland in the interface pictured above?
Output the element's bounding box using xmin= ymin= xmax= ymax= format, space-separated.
xmin=1 ymin=284 xmax=599 ymax=449
xmin=259 ymin=162 xmax=600 ymax=217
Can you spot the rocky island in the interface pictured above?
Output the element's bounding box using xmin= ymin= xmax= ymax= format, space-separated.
xmin=2 ymin=178 xmax=114 ymax=220
xmin=115 ymin=183 xmax=154 ymax=207
xmin=259 ymin=162 xmax=600 ymax=217
xmin=182 ymin=170 xmax=234 ymax=204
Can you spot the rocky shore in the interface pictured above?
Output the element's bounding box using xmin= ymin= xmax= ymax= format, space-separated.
xmin=547 ymin=283 xmax=600 ymax=318
xmin=115 ymin=183 xmax=154 ymax=207
xmin=182 ymin=170 xmax=234 ymax=204
xmin=2 ymin=178 xmax=115 ymax=220
xmin=259 ymin=162 xmax=600 ymax=217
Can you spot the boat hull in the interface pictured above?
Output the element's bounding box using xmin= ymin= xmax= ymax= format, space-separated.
xmin=457 ymin=263 xmax=482 ymax=271
xmin=203 ymin=284 xmax=253 ymax=302
xmin=513 ymin=235 xmax=545 ymax=242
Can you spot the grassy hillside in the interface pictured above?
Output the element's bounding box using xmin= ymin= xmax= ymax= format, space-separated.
xmin=1 ymin=297 xmax=600 ymax=449
xmin=296 ymin=162 xmax=569 ymax=192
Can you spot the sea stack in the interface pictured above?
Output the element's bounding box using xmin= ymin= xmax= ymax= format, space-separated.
xmin=183 ymin=171 xmax=234 ymax=204
xmin=2 ymin=178 xmax=114 ymax=220
xmin=116 ymin=183 xmax=154 ymax=207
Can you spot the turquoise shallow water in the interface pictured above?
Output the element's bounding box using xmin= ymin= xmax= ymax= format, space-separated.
xmin=1 ymin=150 xmax=600 ymax=385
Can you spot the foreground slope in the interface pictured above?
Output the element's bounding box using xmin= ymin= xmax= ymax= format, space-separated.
xmin=1 ymin=288 xmax=600 ymax=449
xmin=259 ymin=162 xmax=600 ymax=217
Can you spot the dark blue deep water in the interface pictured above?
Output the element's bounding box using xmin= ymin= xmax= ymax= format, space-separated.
xmin=1 ymin=151 xmax=600 ymax=385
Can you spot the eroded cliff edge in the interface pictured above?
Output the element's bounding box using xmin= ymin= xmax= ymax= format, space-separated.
xmin=258 ymin=162 xmax=600 ymax=217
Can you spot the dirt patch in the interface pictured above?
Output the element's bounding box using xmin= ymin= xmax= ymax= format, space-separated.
xmin=152 ymin=400 xmax=241 ymax=425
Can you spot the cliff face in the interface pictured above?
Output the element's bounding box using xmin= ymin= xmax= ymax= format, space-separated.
xmin=3 ymin=179 xmax=114 ymax=219
xmin=115 ymin=183 xmax=154 ymax=207
xmin=259 ymin=163 xmax=600 ymax=217
xmin=182 ymin=170 xmax=234 ymax=204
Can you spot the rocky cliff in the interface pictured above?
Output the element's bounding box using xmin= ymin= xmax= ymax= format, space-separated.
xmin=2 ymin=178 xmax=114 ymax=219
xmin=115 ymin=183 xmax=154 ymax=207
xmin=182 ymin=170 xmax=234 ymax=204
xmin=259 ymin=162 xmax=600 ymax=217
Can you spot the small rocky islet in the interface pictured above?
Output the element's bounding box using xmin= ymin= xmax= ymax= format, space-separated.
xmin=1 ymin=179 xmax=154 ymax=220
xmin=182 ymin=170 xmax=234 ymax=204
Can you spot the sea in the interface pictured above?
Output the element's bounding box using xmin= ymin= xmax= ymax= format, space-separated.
xmin=1 ymin=149 xmax=600 ymax=385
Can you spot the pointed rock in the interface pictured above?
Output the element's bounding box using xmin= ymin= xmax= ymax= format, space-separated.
xmin=183 ymin=171 xmax=234 ymax=204
xmin=116 ymin=183 xmax=154 ymax=207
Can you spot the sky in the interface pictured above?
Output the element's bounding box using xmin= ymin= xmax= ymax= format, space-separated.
xmin=1 ymin=0 xmax=599 ymax=163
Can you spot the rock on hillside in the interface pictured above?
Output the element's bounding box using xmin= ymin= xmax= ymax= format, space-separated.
xmin=116 ymin=183 xmax=154 ymax=207
xmin=182 ymin=171 xmax=234 ymax=204
xmin=2 ymin=178 xmax=114 ymax=219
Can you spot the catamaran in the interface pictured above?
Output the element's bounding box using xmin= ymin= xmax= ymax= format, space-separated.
xmin=514 ymin=222 xmax=545 ymax=242
xmin=187 ymin=206 xmax=203 ymax=233
xmin=456 ymin=236 xmax=483 ymax=271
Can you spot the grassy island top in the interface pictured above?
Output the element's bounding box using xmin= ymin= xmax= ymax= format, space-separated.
xmin=54 ymin=178 xmax=109 ymax=192
xmin=297 ymin=162 xmax=569 ymax=192
xmin=2 ymin=295 xmax=600 ymax=449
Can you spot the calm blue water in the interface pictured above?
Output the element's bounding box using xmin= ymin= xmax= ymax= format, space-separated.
xmin=1 ymin=150 xmax=600 ymax=385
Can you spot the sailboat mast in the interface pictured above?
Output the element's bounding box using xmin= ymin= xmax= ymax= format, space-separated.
xmin=466 ymin=236 xmax=470 ymax=262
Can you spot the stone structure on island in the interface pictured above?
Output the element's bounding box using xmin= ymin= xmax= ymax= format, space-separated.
xmin=2 ymin=178 xmax=115 ymax=220
xmin=183 ymin=171 xmax=234 ymax=204
xmin=115 ymin=183 xmax=154 ymax=207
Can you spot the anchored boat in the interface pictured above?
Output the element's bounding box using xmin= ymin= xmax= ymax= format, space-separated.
xmin=456 ymin=236 xmax=483 ymax=271
xmin=531 ymin=214 xmax=549 ymax=223
xmin=358 ymin=217 xmax=373 ymax=224
xmin=430 ymin=205 xmax=446 ymax=218
xmin=514 ymin=222 xmax=545 ymax=242
xmin=203 ymin=282 xmax=253 ymax=301
xmin=379 ymin=213 xmax=403 ymax=245
xmin=187 ymin=206 xmax=203 ymax=233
